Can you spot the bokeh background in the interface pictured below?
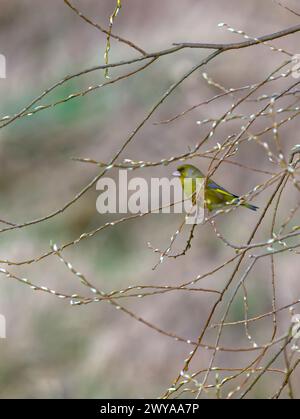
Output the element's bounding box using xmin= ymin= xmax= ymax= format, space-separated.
xmin=0 ymin=0 xmax=300 ymax=398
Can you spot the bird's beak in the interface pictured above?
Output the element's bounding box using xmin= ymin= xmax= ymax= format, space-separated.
xmin=173 ymin=170 xmax=181 ymax=177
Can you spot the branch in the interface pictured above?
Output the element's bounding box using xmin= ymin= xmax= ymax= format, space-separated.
xmin=174 ymin=23 xmax=300 ymax=49
xmin=64 ymin=0 xmax=147 ymax=56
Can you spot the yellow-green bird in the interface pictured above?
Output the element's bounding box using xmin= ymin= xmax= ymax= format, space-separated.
xmin=173 ymin=164 xmax=258 ymax=212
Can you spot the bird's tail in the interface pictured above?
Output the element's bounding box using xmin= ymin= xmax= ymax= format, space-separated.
xmin=243 ymin=202 xmax=259 ymax=212
xmin=232 ymin=197 xmax=258 ymax=211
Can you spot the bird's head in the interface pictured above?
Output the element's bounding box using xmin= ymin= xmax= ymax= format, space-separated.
xmin=173 ymin=164 xmax=204 ymax=179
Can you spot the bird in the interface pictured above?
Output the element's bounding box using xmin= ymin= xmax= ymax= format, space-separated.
xmin=173 ymin=164 xmax=258 ymax=212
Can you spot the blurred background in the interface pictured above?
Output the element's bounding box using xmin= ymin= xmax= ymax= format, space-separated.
xmin=0 ymin=0 xmax=300 ymax=398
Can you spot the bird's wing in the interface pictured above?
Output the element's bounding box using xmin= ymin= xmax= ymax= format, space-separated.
xmin=207 ymin=179 xmax=239 ymax=200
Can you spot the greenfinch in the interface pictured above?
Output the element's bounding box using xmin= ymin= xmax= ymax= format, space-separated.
xmin=173 ymin=164 xmax=258 ymax=212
